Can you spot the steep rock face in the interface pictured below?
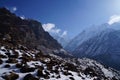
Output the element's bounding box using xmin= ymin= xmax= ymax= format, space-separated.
xmin=73 ymin=29 xmax=120 ymax=70
xmin=0 ymin=8 xmax=62 ymax=50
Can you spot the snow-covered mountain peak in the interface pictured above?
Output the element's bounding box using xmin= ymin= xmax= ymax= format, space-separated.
xmin=65 ymin=23 xmax=109 ymax=52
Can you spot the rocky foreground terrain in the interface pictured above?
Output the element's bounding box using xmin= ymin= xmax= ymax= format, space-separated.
xmin=0 ymin=45 xmax=120 ymax=80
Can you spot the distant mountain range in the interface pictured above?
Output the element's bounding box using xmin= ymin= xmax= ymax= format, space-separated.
xmin=65 ymin=22 xmax=120 ymax=70
xmin=65 ymin=24 xmax=108 ymax=52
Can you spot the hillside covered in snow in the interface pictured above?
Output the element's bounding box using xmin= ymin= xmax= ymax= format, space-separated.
xmin=0 ymin=46 xmax=120 ymax=80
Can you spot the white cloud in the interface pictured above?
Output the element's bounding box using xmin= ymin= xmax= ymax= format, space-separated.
xmin=54 ymin=29 xmax=61 ymax=33
xmin=42 ymin=23 xmax=55 ymax=32
xmin=42 ymin=23 xmax=61 ymax=34
xmin=108 ymin=15 xmax=120 ymax=25
xmin=61 ymin=31 xmax=67 ymax=37
xmin=42 ymin=23 xmax=68 ymax=37
xmin=12 ymin=7 xmax=17 ymax=12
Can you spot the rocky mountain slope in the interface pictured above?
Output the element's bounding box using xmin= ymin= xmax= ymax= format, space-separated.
xmin=0 ymin=7 xmax=62 ymax=50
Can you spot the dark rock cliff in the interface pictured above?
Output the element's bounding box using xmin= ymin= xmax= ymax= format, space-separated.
xmin=0 ymin=7 xmax=62 ymax=50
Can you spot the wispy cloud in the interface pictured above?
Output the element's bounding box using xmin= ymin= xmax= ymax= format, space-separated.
xmin=42 ymin=23 xmax=61 ymax=34
xmin=108 ymin=15 xmax=120 ymax=25
xmin=42 ymin=23 xmax=67 ymax=37
xmin=12 ymin=7 xmax=17 ymax=12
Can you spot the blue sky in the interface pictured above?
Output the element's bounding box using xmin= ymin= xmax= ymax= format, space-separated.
xmin=0 ymin=0 xmax=120 ymax=38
